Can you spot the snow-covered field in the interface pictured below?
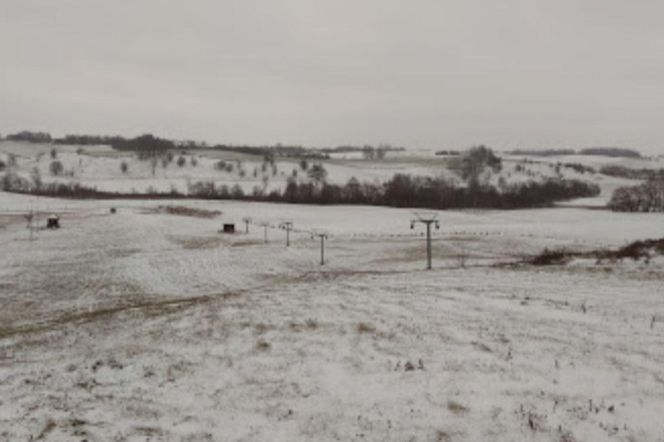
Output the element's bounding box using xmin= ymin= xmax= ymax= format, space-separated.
xmin=0 ymin=141 xmax=460 ymax=195
xmin=1 ymin=189 xmax=663 ymax=441
xmin=5 ymin=141 xmax=654 ymax=205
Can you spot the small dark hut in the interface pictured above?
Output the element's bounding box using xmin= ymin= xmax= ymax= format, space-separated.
xmin=46 ymin=215 xmax=60 ymax=229
xmin=222 ymin=223 xmax=235 ymax=233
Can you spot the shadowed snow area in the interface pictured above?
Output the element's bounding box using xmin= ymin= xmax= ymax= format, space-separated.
xmin=1 ymin=191 xmax=663 ymax=441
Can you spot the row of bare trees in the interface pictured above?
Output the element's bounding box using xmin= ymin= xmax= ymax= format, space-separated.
xmin=273 ymin=175 xmax=599 ymax=209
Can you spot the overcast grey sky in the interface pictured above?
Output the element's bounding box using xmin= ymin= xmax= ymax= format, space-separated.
xmin=1 ymin=0 xmax=663 ymax=152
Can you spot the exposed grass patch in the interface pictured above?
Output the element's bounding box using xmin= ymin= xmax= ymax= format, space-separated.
xmin=0 ymin=292 xmax=239 ymax=341
xmin=447 ymin=400 xmax=469 ymax=414
xmin=471 ymin=341 xmax=493 ymax=352
xmin=255 ymin=339 xmax=271 ymax=351
xmin=168 ymin=235 xmax=224 ymax=250
xmin=288 ymin=318 xmax=318 ymax=332
xmin=158 ymin=205 xmax=221 ymax=218
xmin=35 ymin=419 xmax=56 ymax=440
xmin=254 ymin=322 xmax=269 ymax=335
xmin=356 ymin=322 xmax=376 ymax=334
xmin=229 ymin=239 xmax=265 ymax=248
xmin=435 ymin=430 xmax=453 ymax=442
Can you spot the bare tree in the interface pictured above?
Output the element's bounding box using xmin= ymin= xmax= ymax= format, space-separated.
xmin=307 ymin=163 xmax=327 ymax=185
xmin=150 ymin=157 xmax=158 ymax=176
xmin=49 ymin=160 xmax=64 ymax=176
xmin=459 ymin=145 xmax=502 ymax=187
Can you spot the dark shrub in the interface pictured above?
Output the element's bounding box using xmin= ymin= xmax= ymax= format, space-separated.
xmin=531 ymin=248 xmax=572 ymax=266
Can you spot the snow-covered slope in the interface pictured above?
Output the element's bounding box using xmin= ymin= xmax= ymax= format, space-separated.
xmin=1 ymin=192 xmax=663 ymax=441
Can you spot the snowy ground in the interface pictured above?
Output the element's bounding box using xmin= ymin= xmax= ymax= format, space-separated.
xmin=1 ymin=191 xmax=663 ymax=441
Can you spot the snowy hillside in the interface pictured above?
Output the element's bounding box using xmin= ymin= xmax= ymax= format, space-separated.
xmin=1 ymin=191 xmax=663 ymax=440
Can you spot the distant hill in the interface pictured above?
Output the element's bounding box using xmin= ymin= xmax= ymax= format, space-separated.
xmin=506 ymin=147 xmax=642 ymax=159
xmin=578 ymin=147 xmax=642 ymax=158
xmin=0 ymin=130 xmax=403 ymax=160
xmin=506 ymin=149 xmax=575 ymax=157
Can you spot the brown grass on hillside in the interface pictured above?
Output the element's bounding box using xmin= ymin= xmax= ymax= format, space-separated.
xmin=168 ymin=235 xmax=224 ymax=249
xmin=147 ymin=205 xmax=221 ymax=218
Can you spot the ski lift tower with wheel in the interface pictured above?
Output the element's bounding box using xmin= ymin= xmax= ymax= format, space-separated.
xmin=410 ymin=212 xmax=440 ymax=270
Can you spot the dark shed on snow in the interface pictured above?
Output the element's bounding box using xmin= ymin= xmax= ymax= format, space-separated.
xmin=46 ymin=215 xmax=60 ymax=229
